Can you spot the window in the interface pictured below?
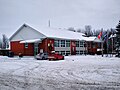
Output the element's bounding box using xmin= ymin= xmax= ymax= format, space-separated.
xmin=98 ymin=43 xmax=101 ymax=48
xmin=66 ymin=51 xmax=70 ymax=56
xmin=25 ymin=43 xmax=28 ymax=48
xmin=76 ymin=51 xmax=79 ymax=55
xmin=54 ymin=40 xmax=59 ymax=47
xmin=61 ymin=51 xmax=65 ymax=55
xmin=76 ymin=41 xmax=79 ymax=47
xmin=61 ymin=40 xmax=65 ymax=47
xmin=66 ymin=40 xmax=70 ymax=47
xmin=55 ymin=51 xmax=59 ymax=54
xmin=59 ymin=51 xmax=61 ymax=55
xmin=80 ymin=51 xmax=83 ymax=55
xmin=92 ymin=42 xmax=96 ymax=48
xmin=84 ymin=51 xmax=86 ymax=54
xmin=80 ymin=41 xmax=84 ymax=47
xmin=88 ymin=42 xmax=90 ymax=47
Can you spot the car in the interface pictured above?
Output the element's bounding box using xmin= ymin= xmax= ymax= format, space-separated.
xmin=35 ymin=53 xmax=48 ymax=60
xmin=48 ymin=52 xmax=64 ymax=61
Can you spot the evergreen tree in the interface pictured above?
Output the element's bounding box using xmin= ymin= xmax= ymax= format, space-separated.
xmin=115 ymin=20 xmax=120 ymax=57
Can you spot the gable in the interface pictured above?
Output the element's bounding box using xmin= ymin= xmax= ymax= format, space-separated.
xmin=9 ymin=24 xmax=46 ymax=41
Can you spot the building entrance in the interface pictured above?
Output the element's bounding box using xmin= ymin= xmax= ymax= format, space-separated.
xmin=34 ymin=43 xmax=39 ymax=56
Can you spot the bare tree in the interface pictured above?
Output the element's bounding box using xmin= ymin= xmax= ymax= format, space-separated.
xmin=84 ymin=25 xmax=93 ymax=37
xmin=2 ymin=34 xmax=9 ymax=49
xmin=76 ymin=28 xmax=81 ymax=33
xmin=68 ymin=27 xmax=76 ymax=32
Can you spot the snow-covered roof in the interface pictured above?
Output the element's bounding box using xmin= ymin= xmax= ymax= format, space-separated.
xmin=30 ymin=25 xmax=85 ymax=40
xmin=84 ymin=36 xmax=103 ymax=42
xmin=20 ymin=39 xmax=41 ymax=43
xmin=10 ymin=24 xmax=98 ymax=42
xmin=94 ymin=38 xmax=103 ymax=42
xmin=84 ymin=37 xmax=96 ymax=41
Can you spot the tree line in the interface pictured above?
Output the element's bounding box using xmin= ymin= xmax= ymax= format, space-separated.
xmin=68 ymin=25 xmax=116 ymax=37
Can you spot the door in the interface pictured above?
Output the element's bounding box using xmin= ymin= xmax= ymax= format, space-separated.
xmin=34 ymin=43 xmax=38 ymax=56
xmin=71 ymin=41 xmax=76 ymax=55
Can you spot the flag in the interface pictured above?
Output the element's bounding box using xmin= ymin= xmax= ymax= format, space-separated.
xmin=103 ymin=34 xmax=107 ymax=42
xmin=98 ymin=32 xmax=102 ymax=39
xmin=102 ymin=31 xmax=111 ymax=42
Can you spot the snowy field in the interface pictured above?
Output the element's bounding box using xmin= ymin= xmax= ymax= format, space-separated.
xmin=0 ymin=55 xmax=120 ymax=90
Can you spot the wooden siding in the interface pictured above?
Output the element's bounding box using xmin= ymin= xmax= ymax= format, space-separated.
xmin=10 ymin=41 xmax=34 ymax=56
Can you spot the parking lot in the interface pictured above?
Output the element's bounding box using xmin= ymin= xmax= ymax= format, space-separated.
xmin=0 ymin=55 xmax=120 ymax=90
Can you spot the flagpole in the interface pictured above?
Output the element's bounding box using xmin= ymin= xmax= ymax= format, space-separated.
xmin=101 ymin=41 xmax=103 ymax=57
xmin=111 ymin=34 xmax=113 ymax=57
xmin=97 ymin=31 xmax=103 ymax=57
xmin=106 ymin=30 xmax=109 ymax=57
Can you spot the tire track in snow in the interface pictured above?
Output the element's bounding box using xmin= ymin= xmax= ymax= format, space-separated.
xmin=0 ymin=73 xmax=47 ymax=90
xmin=1 ymin=57 xmax=120 ymax=90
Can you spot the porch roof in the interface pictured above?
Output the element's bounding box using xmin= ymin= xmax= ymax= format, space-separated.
xmin=84 ymin=37 xmax=103 ymax=42
xmin=20 ymin=39 xmax=41 ymax=43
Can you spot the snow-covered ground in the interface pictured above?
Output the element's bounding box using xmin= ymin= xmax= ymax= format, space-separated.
xmin=0 ymin=55 xmax=120 ymax=90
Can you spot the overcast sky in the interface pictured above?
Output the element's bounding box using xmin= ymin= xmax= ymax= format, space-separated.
xmin=0 ymin=0 xmax=120 ymax=38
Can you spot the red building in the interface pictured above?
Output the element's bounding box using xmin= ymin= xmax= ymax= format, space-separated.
xmin=85 ymin=37 xmax=103 ymax=55
xmin=9 ymin=24 xmax=86 ymax=56
xmin=9 ymin=24 xmax=100 ymax=56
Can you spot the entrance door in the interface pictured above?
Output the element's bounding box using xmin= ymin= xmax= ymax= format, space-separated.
xmin=34 ymin=43 xmax=38 ymax=56
xmin=71 ymin=41 xmax=76 ymax=55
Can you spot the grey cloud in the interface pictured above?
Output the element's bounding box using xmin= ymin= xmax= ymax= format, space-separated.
xmin=0 ymin=0 xmax=120 ymax=37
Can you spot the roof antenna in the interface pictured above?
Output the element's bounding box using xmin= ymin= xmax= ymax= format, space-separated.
xmin=48 ymin=20 xmax=50 ymax=27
